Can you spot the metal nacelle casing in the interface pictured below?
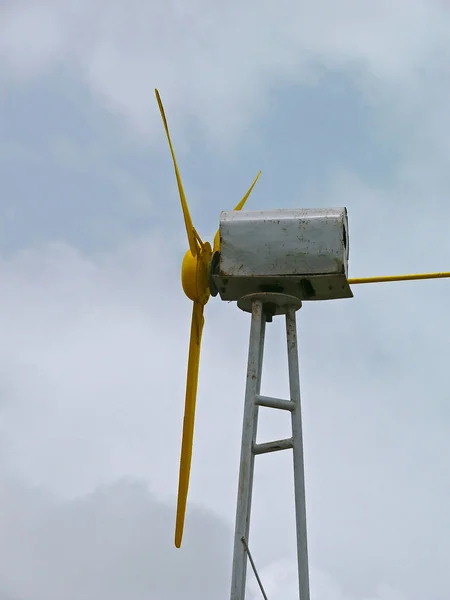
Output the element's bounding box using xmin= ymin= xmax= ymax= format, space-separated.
xmin=210 ymin=207 xmax=352 ymax=302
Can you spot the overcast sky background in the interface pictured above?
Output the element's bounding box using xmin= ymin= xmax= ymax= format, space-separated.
xmin=1 ymin=1 xmax=450 ymax=599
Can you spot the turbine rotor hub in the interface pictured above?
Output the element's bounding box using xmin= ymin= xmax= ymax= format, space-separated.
xmin=181 ymin=242 xmax=212 ymax=305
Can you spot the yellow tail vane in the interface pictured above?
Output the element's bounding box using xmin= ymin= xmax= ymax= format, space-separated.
xmin=175 ymin=300 xmax=205 ymax=548
xmin=155 ymin=89 xmax=200 ymax=257
xmin=213 ymin=171 xmax=262 ymax=254
xmin=349 ymin=272 xmax=450 ymax=285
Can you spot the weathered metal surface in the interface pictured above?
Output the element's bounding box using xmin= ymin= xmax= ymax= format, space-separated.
xmin=230 ymin=299 xmax=266 ymax=600
xmin=255 ymin=394 xmax=295 ymax=411
xmin=237 ymin=292 xmax=302 ymax=317
xmin=212 ymin=207 xmax=352 ymax=302
xmin=286 ymin=307 xmax=310 ymax=600
xmin=230 ymin=293 xmax=310 ymax=600
xmin=252 ymin=438 xmax=294 ymax=455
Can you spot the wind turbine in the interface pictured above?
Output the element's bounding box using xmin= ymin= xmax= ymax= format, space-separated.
xmin=155 ymin=89 xmax=450 ymax=600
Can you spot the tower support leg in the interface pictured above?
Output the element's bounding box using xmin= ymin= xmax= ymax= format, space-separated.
xmin=287 ymin=307 xmax=310 ymax=600
xmin=230 ymin=298 xmax=266 ymax=600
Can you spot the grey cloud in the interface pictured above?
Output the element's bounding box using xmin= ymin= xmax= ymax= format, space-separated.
xmin=0 ymin=476 xmax=232 ymax=600
xmin=0 ymin=473 xmax=414 ymax=600
xmin=252 ymin=560 xmax=410 ymax=599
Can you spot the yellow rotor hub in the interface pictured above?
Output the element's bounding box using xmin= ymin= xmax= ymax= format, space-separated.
xmin=181 ymin=242 xmax=212 ymax=305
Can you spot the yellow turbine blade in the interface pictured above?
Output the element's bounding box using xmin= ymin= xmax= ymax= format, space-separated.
xmin=155 ymin=89 xmax=200 ymax=257
xmin=349 ymin=271 xmax=450 ymax=285
xmin=233 ymin=170 xmax=262 ymax=211
xmin=213 ymin=171 xmax=261 ymax=254
xmin=175 ymin=300 xmax=205 ymax=548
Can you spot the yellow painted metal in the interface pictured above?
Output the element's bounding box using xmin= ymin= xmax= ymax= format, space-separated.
xmin=181 ymin=243 xmax=212 ymax=304
xmin=213 ymin=171 xmax=262 ymax=255
xmin=155 ymin=89 xmax=200 ymax=257
xmin=175 ymin=300 xmax=205 ymax=548
xmin=349 ymin=272 xmax=450 ymax=285
xmin=157 ymin=93 xmax=298 ymax=552
xmin=156 ymin=90 xmax=217 ymax=549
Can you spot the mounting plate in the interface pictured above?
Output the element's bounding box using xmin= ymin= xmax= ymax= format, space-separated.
xmin=237 ymin=293 xmax=302 ymax=317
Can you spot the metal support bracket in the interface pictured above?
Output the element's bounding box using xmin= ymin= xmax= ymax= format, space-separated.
xmin=230 ymin=293 xmax=310 ymax=600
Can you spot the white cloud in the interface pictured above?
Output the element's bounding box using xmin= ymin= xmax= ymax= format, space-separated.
xmin=0 ymin=237 xmax=183 ymax=498
xmin=1 ymin=0 xmax=449 ymax=145
xmin=0 ymin=3 xmax=64 ymax=78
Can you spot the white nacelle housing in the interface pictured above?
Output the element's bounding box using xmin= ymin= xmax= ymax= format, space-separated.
xmin=210 ymin=207 xmax=352 ymax=302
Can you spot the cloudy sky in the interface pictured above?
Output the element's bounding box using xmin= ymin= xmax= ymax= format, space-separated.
xmin=1 ymin=1 xmax=450 ymax=598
